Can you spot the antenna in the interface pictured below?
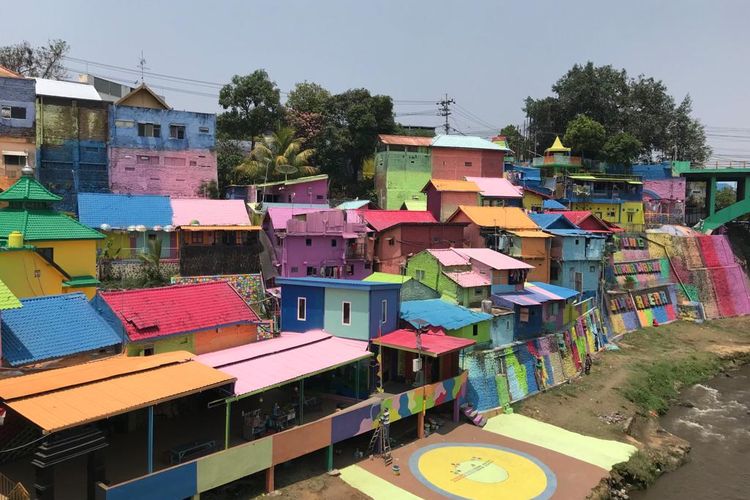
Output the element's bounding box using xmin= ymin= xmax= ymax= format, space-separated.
xmin=138 ymin=51 xmax=150 ymax=83
xmin=437 ymin=94 xmax=455 ymax=135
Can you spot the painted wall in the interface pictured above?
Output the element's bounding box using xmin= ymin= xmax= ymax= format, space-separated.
xmin=490 ymin=314 xmax=515 ymax=347
xmin=522 ymin=191 xmax=545 ymax=211
xmin=99 ymin=231 xmax=175 ymax=260
xmin=108 ymin=147 xmax=218 ymax=197
xmin=323 ymin=288 xmax=370 ymax=340
xmin=124 ymin=324 xmax=256 ymax=355
xmin=281 ymin=234 xmax=368 ymax=280
xmin=405 ymin=251 xmax=461 ymax=303
xmin=36 ymin=239 xmax=99 ymax=279
xmin=252 ymin=178 xmax=328 ymax=204
xmin=450 ymin=320 xmax=491 ymax=345
xmin=570 ymin=201 xmax=645 ymax=230
xmin=374 ymin=223 xmax=464 ymax=274
xmin=279 ymin=284 xmax=325 ymax=332
xmin=109 ymin=105 xmax=215 ymax=150
xmin=0 ymin=249 xmax=65 ymax=298
xmin=426 ymin=188 xmax=479 ymax=222
xmin=171 ymin=274 xmax=265 ymax=307
xmin=126 ymin=333 xmax=194 ymax=356
xmin=431 ymin=148 xmax=504 ymax=179
xmin=374 ymin=148 xmax=431 ymax=210
xmin=553 ymin=260 xmax=601 ymax=294
xmin=0 ymin=77 xmax=36 ymax=190
xmin=368 ymin=288 xmax=399 ymax=337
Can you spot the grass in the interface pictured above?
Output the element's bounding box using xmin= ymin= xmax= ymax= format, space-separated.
xmin=611 ymin=450 xmax=659 ymax=489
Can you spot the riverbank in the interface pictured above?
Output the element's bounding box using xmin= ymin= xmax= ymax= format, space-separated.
xmin=514 ymin=316 xmax=750 ymax=498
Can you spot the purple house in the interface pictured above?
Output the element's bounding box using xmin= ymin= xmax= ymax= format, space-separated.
xmin=263 ymin=207 xmax=373 ymax=280
xmin=226 ymin=174 xmax=329 ymax=204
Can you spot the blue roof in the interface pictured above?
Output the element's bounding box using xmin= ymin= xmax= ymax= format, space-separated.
xmin=77 ymin=193 xmax=173 ymax=230
xmin=1 ymin=293 xmax=122 ymax=367
xmin=529 ymin=281 xmax=581 ymax=300
xmin=545 ymin=229 xmax=603 ymax=237
xmin=400 ymin=299 xmax=492 ymax=330
xmin=528 ymin=213 xmax=573 ymax=230
xmin=431 ymin=134 xmax=509 ymax=152
xmin=543 ymin=199 xmax=568 ymax=210
xmin=277 ymin=277 xmax=401 ymax=290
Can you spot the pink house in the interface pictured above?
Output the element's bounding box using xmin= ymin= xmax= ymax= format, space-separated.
xmin=423 ymin=179 xmax=480 ymax=222
xmin=465 ymin=177 xmax=523 ymax=207
xmin=226 ymin=174 xmax=329 ymax=204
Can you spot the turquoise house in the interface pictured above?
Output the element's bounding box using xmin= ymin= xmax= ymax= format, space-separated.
xmin=400 ymin=298 xmax=493 ymax=347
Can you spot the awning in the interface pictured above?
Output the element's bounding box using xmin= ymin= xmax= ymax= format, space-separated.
xmin=197 ymin=330 xmax=372 ymax=398
xmin=1 ymin=151 xmax=28 ymax=157
xmin=0 ymin=352 xmax=235 ymax=433
xmin=179 ymin=225 xmax=260 ymax=231
xmin=507 ymin=230 xmax=553 ymax=238
xmin=372 ymin=329 xmax=475 ymax=357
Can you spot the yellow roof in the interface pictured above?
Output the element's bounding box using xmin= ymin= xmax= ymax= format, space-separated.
xmin=545 ymin=136 xmax=571 ymax=154
xmin=449 ymin=206 xmax=539 ymax=230
xmin=426 ymin=179 xmax=480 ymax=192
xmin=507 ymin=230 xmax=553 ymax=238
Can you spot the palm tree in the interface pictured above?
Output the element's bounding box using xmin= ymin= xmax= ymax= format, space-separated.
xmin=235 ymin=126 xmax=317 ymax=183
xmin=138 ymin=238 xmax=165 ymax=286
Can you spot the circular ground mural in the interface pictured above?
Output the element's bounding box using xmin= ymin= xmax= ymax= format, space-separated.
xmin=408 ymin=442 xmax=557 ymax=499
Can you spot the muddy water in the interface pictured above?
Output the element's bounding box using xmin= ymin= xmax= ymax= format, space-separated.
xmin=633 ymin=364 xmax=750 ymax=500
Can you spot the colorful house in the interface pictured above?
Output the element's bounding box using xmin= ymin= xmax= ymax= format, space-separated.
xmin=554 ymin=210 xmax=615 ymax=234
xmin=0 ymin=171 xmax=103 ymax=299
xmin=264 ymin=208 xmax=371 ymax=280
xmin=35 ymin=78 xmax=110 ymax=210
xmin=1 ymin=293 xmax=121 ymax=367
xmin=430 ymin=134 xmax=508 ymax=179
xmin=562 ymin=173 xmax=645 ymax=231
xmin=492 ymin=282 xmax=580 ymax=340
xmin=226 ymin=174 xmax=329 ymax=204
xmin=529 ymin=213 xmax=605 ymax=298
xmin=632 ymin=163 xmax=686 ymax=226
xmin=361 ymin=210 xmax=465 ymax=274
xmin=108 ymin=84 xmax=217 ymax=198
xmin=400 ymin=298 xmax=493 ymax=346
xmin=405 ymin=247 xmax=533 ymax=307
xmin=423 ymin=179 xmax=480 ymax=222
xmin=465 ymin=176 xmax=522 ymax=207
xmin=521 ymin=185 xmax=553 ymax=212
xmin=374 ymin=134 xmax=432 ymax=210
xmin=277 ymin=277 xmax=400 ymax=341
xmin=531 ymin=136 xmax=581 ymax=172
xmin=363 ymin=272 xmax=439 ymax=301
xmin=94 ymin=281 xmax=260 ymax=356
xmin=447 ymin=205 xmax=552 ymax=282
xmin=0 ymin=71 xmax=36 ymax=190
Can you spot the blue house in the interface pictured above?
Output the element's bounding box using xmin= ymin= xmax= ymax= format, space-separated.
xmin=0 ymin=73 xmax=36 ymax=190
xmin=1 ymin=293 xmax=122 ymax=367
xmin=530 ymin=213 xmax=604 ymax=299
xmin=277 ymin=277 xmax=401 ymax=341
xmin=400 ymin=298 xmax=493 ymax=346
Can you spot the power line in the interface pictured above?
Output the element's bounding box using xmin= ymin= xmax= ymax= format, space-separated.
xmin=436 ymin=94 xmax=455 ymax=134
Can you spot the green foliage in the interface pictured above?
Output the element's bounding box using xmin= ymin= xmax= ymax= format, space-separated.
xmin=602 ymin=132 xmax=642 ymax=167
xmin=215 ymin=139 xmax=247 ymax=192
xmin=218 ymin=70 xmax=283 ymax=147
xmin=612 ymin=451 xmax=660 ymax=489
xmin=286 ymin=82 xmax=330 ymax=114
xmin=236 ymin=126 xmax=317 ymax=183
xmin=197 ymin=179 xmax=220 ymax=199
xmin=500 ymin=124 xmax=524 ymax=158
xmin=0 ymin=39 xmax=69 ymax=78
xmin=138 ymin=239 xmax=166 ymax=287
xmin=715 ymin=187 xmax=737 ymax=211
xmin=563 ymin=115 xmax=606 ymax=159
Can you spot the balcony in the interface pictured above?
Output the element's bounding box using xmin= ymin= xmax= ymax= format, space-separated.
xmin=533 ymin=155 xmax=582 ymax=168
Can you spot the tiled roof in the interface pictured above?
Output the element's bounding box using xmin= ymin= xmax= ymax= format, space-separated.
xmin=556 ymin=211 xmax=612 ymax=232
xmin=543 ymin=199 xmax=568 ymax=210
xmin=1 ymin=293 xmax=122 ymax=367
xmin=361 ymin=210 xmax=438 ymax=231
xmin=431 ymin=134 xmax=510 ymax=152
xmin=0 ymin=208 xmax=104 ymax=241
xmin=448 ymin=206 xmax=539 ymax=230
xmin=99 ymin=282 xmax=260 ymax=342
xmin=425 ymin=179 xmax=480 ymax=193
xmin=426 ymin=249 xmax=470 ymax=266
xmin=77 ymin=193 xmax=173 ymax=229
xmin=465 ymin=177 xmax=522 ymax=198
xmin=443 ymin=270 xmax=491 ymax=287
xmin=378 ymin=135 xmax=433 ymax=147
xmin=528 ymin=213 xmax=578 ymax=230
xmin=401 ymin=299 xmax=492 ymax=330
xmin=450 ymin=248 xmax=534 ymax=270
xmin=0 ymin=176 xmax=61 ymax=202
xmin=171 ymin=199 xmax=251 ymax=227
xmin=0 ymin=279 xmax=21 ymax=311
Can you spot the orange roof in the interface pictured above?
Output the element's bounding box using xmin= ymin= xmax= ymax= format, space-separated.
xmin=424 ymin=179 xmax=480 ymax=193
xmin=448 ymin=206 xmax=540 ymax=230
xmin=507 ymin=230 xmax=553 ymax=238
xmin=0 ymin=65 xmax=23 ymax=78
xmin=378 ymin=134 xmax=433 ymax=147
xmin=0 ymin=352 xmax=234 ymax=433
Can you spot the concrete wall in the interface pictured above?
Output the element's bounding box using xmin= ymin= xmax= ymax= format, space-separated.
xmin=323 ymin=288 xmax=370 ymax=340
xmin=405 ymin=251 xmax=461 ymax=302
xmin=490 ymin=314 xmax=514 ymax=346
xmin=375 ymin=149 xmax=431 ymax=209
xmin=427 ymin=189 xmax=478 ymax=222
xmin=0 ymin=77 xmax=36 ymax=189
xmin=259 ymin=178 xmax=328 ymax=204
xmin=374 ymin=224 xmax=464 ymax=274
xmin=0 ymin=249 xmax=65 ymax=298
xmin=431 ymin=148 xmax=504 ymax=179
xmin=368 ymin=288 xmax=399 ymax=337
xmin=109 ymin=105 xmax=215 ymax=150
xmin=126 ymin=333 xmax=194 ymax=356
xmin=279 ymin=284 xmax=325 ymax=332
xmin=281 ymin=234 xmax=367 ymax=279
xmin=36 ymin=238 xmax=99 ymax=280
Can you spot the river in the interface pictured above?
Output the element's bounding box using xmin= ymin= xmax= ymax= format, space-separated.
xmin=632 ymin=363 xmax=750 ymax=500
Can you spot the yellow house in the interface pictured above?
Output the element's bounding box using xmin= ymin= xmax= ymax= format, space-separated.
xmin=0 ymin=170 xmax=103 ymax=299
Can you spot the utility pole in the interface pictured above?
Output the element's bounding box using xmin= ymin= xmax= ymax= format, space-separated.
xmin=138 ymin=51 xmax=149 ymax=83
xmin=437 ymin=94 xmax=455 ymax=135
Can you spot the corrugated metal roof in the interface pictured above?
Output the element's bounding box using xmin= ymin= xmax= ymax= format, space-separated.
xmin=443 ymin=270 xmax=491 ymax=287
xmin=171 ymin=199 xmax=251 ymax=227
xmin=180 ymin=225 xmax=260 ymax=231
xmin=543 ymin=199 xmax=568 ymax=210
xmin=527 ymin=281 xmax=580 ymax=300
xmin=77 ymin=193 xmax=173 ymax=230
xmin=465 ymin=177 xmax=522 ymax=198
xmin=507 ymin=230 xmax=552 ymax=238
xmin=373 ymin=329 xmax=475 ymax=357
xmin=336 ymin=200 xmax=371 ymax=210
xmin=252 ymin=174 xmax=329 ymax=188
xmin=431 ymin=134 xmax=509 ymax=151
xmin=362 ymin=272 xmax=412 ymax=284
xmin=450 ymin=248 xmax=534 ymax=271
xmin=5 ymin=357 xmax=234 ymax=432
xmin=35 ymin=78 xmax=102 ymax=101
xmin=426 ymin=179 xmax=480 ymax=193
xmin=361 ymin=210 xmax=437 ymax=231
xmin=449 ymin=206 xmax=539 ymax=230
xmin=197 ymin=331 xmax=371 ymax=397
xmin=1 ymin=293 xmax=122 ymax=367
xmin=378 ymin=135 xmax=433 ymax=146
xmin=427 ymin=249 xmax=470 ymax=266
xmin=557 ymin=211 xmax=612 ymax=233
xmin=400 ymin=299 xmax=492 ymax=330
xmin=0 ymin=279 xmax=21 ymax=311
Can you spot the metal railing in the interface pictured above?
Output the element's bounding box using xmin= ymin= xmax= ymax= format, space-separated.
xmin=0 ymin=473 xmax=30 ymax=500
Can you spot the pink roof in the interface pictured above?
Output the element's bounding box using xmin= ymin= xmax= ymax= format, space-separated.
xmin=451 ymin=247 xmax=534 ymax=270
xmin=427 ymin=249 xmax=470 ymax=266
xmin=196 ymin=331 xmax=371 ymax=396
xmin=362 ymin=210 xmax=438 ymax=231
xmin=266 ymin=207 xmax=333 ymax=231
xmin=373 ymin=329 xmax=475 ymax=357
xmin=378 ymin=134 xmax=433 ymax=147
xmin=171 ymin=199 xmax=251 ymax=226
xmin=443 ymin=270 xmax=491 ymax=287
xmin=465 ymin=177 xmax=522 ymax=198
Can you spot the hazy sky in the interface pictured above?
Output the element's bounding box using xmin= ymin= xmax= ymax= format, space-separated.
xmin=3 ymin=0 xmax=749 ymax=161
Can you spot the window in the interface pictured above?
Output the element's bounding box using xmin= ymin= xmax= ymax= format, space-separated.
xmin=575 ymin=239 xmax=580 ymax=245
xmin=346 ymin=264 xmax=354 ymax=276
xmin=2 ymin=154 xmax=25 ymax=166
xmin=474 ymin=288 xmax=483 ymax=295
xmin=342 ymin=301 xmax=351 ymax=325
xmin=472 ymin=324 xmax=479 ymax=336
xmin=1 ymin=106 xmax=26 ymax=119
xmin=169 ymin=124 xmax=186 ymax=139
xmin=306 ymin=266 xmax=317 ymax=276
xmin=137 ymin=123 xmax=161 ymax=137
xmin=297 ymin=297 xmax=307 ymax=321
xmin=305 ymin=238 xmax=312 ymax=247
xmin=415 ymin=269 xmax=426 ymax=280
xmin=189 ymin=160 xmax=197 ymax=167
xmin=550 ymin=264 xmax=559 ymax=281
xmin=387 ymin=237 xmax=395 ymax=246
xmin=331 ymin=239 xmax=337 ymax=247
xmin=519 ymin=307 xmax=530 ymax=323
xmin=316 ymin=195 xmax=324 ymax=200
xmin=464 ymin=161 xmax=473 ymax=167
xmin=627 ymin=212 xmax=635 ymax=223
xmin=190 ymin=232 xmax=204 ymax=244
xmin=290 ymin=266 xmax=299 ymax=273
xmin=148 ymin=233 xmax=157 ymax=241
xmin=137 ymin=155 xmax=159 ymax=165
xmin=143 ymin=346 xmax=155 ymax=356
xmin=164 ymin=156 xmax=186 ymax=167
xmin=198 ymin=126 xmax=210 ymax=134
xmin=114 ymin=119 xmax=134 ymax=128
xmin=589 ymin=265 xmax=596 ymax=272
xmin=381 ymin=300 xmax=387 ymax=323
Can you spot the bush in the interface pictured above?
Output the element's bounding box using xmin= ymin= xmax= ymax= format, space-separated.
xmin=612 ymin=450 xmax=659 ymax=489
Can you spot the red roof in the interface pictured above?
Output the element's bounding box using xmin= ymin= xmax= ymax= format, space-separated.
xmin=378 ymin=134 xmax=433 ymax=147
xmin=99 ymin=282 xmax=259 ymax=342
xmin=361 ymin=210 xmax=438 ymax=231
xmin=553 ymin=211 xmax=612 ymax=233
xmin=372 ymin=329 xmax=475 ymax=357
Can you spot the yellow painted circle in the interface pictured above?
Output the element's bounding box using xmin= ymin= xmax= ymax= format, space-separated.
xmin=414 ymin=445 xmax=550 ymax=500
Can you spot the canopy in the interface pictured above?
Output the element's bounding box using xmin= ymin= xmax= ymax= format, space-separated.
xmin=373 ymin=329 xmax=475 ymax=357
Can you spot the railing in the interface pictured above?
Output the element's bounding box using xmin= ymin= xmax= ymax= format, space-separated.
xmin=101 ymin=247 xmax=180 ymax=260
xmin=532 ymin=155 xmax=582 ymax=167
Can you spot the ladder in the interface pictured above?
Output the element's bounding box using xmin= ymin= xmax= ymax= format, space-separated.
xmin=366 ymin=409 xmax=392 ymax=466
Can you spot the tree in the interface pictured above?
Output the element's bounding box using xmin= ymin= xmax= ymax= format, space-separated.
xmin=667 ymin=95 xmax=710 ymax=164
xmin=563 ymin=115 xmax=606 ymax=159
xmin=602 ymin=132 xmax=642 ymax=167
xmin=218 ymin=70 xmax=283 ymax=148
xmin=286 ymin=81 xmax=330 ymax=114
xmin=197 ymin=179 xmax=220 ymax=199
xmin=715 ymin=187 xmax=737 ymax=211
xmin=0 ymin=39 xmax=69 ymax=79
xmin=138 ymin=238 xmax=165 ymax=287
xmin=500 ymin=124 xmax=524 ymax=159
xmin=215 ymin=139 xmax=247 ymax=193
xmin=236 ymin=126 xmax=317 ymax=183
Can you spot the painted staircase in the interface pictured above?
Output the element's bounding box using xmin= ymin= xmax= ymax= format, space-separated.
xmin=460 ymin=403 xmax=487 ymax=427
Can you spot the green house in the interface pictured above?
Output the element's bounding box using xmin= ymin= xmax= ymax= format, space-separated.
xmin=374 ymin=135 xmax=432 ymax=210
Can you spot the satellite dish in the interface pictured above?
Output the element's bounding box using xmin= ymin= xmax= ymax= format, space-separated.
xmin=127 ymin=225 xmax=137 ymax=232
xmin=100 ymin=223 xmax=111 ymax=231
xmin=275 ymin=164 xmax=298 ymax=175
xmin=164 ymin=225 xmax=175 ymax=232
xmin=152 ymin=225 xmax=163 ymax=232
xmin=136 ymin=225 xmax=147 ymax=232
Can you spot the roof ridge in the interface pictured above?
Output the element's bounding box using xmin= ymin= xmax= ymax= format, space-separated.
xmin=100 ymin=280 xmax=230 ymax=296
xmin=18 ymin=292 xmax=86 ymax=303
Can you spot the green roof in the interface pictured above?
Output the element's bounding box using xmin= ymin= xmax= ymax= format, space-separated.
xmin=0 ymin=209 xmax=104 ymax=241
xmin=0 ymin=176 xmax=62 ymax=202
xmin=0 ymin=279 xmax=21 ymax=310
xmin=63 ymin=275 xmax=101 ymax=287
xmin=363 ymin=272 xmax=412 ymax=284
xmin=402 ymin=200 xmax=427 ymax=211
